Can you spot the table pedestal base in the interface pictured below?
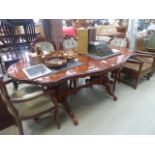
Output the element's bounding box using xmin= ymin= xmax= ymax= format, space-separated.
xmin=51 ymin=72 xmax=118 ymax=126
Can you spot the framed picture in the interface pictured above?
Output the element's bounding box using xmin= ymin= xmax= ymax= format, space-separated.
xmin=23 ymin=64 xmax=52 ymax=79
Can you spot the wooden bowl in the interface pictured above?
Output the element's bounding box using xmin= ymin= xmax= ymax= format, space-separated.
xmin=44 ymin=51 xmax=67 ymax=68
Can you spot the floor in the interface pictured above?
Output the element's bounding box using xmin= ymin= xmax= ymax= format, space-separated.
xmin=1 ymin=75 xmax=155 ymax=135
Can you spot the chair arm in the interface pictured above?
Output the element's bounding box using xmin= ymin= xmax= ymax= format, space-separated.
xmin=136 ymin=50 xmax=155 ymax=56
xmin=11 ymin=92 xmax=45 ymax=103
xmin=4 ymin=79 xmax=14 ymax=85
xmin=126 ymin=57 xmax=143 ymax=73
xmin=135 ymin=53 xmax=155 ymax=58
xmin=10 ymin=87 xmax=55 ymax=103
xmin=127 ymin=58 xmax=143 ymax=64
xmin=145 ymin=48 xmax=155 ymax=52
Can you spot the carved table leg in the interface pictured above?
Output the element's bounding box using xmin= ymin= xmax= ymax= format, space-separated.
xmin=61 ymin=97 xmax=78 ymax=126
xmin=112 ymin=69 xmax=120 ymax=93
xmin=89 ymin=74 xmax=118 ymax=101
xmin=103 ymin=82 xmax=118 ymax=101
xmin=51 ymin=96 xmax=61 ymax=129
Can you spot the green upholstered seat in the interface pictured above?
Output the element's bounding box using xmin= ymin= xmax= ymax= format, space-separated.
xmin=123 ymin=61 xmax=152 ymax=72
xmin=10 ymin=85 xmax=44 ymax=101
xmin=9 ymin=85 xmax=54 ymax=119
xmin=14 ymin=95 xmax=54 ymax=119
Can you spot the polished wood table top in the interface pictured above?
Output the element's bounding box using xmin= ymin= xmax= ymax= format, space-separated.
xmin=7 ymin=48 xmax=134 ymax=86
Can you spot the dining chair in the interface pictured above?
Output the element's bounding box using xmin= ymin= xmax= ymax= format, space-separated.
xmin=121 ymin=52 xmax=155 ymax=89
xmin=0 ymin=79 xmax=60 ymax=134
xmin=109 ymin=36 xmax=155 ymax=89
xmin=108 ymin=36 xmax=129 ymax=92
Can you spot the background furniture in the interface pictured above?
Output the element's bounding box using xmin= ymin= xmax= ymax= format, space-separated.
xmin=0 ymin=19 xmax=38 ymax=51
xmin=0 ymin=19 xmax=38 ymax=73
xmin=145 ymin=32 xmax=155 ymax=52
xmin=136 ymin=32 xmax=155 ymax=53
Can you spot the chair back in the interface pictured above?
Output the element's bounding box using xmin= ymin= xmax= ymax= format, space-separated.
xmin=63 ymin=36 xmax=78 ymax=50
xmin=31 ymin=37 xmax=55 ymax=54
xmin=109 ymin=36 xmax=129 ymax=48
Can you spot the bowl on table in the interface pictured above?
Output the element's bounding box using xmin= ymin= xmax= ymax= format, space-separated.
xmin=44 ymin=51 xmax=67 ymax=68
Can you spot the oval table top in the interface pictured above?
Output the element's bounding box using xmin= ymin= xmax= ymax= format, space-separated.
xmin=7 ymin=48 xmax=134 ymax=86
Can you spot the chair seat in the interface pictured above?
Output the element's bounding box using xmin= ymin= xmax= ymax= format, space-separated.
xmin=10 ymin=85 xmax=44 ymax=101
xmin=14 ymin=95 xmax=54 ymax=119
xmin=136 ymin=56 xmax=154 ymax=63
xmin=10 ymin=85 xmax=54 ymax=119
xmin=123 ymin=61 xmax=152 ymax=73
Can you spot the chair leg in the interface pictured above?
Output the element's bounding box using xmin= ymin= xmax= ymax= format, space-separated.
xmin=133 ymin=77 xmax=139 ymax=89
xmin=54 ymin=106 xmax=60 ymax=129
xmin=112 ymin=69 xmax=120 ymax=93
xmin=13 ymin=81 xmax=18 ymax=90
xmin=16 ymin=119 xmax=24 ymax=135
xmin=147 ymin=72 xmax=152 ymax=80
xmin=70 ymin=79 xmax=77 ymax=89
xmin=0 ymin=59 xmax=5 ymax=74
xmin=33 ymin=117 xmax=39 ymax=121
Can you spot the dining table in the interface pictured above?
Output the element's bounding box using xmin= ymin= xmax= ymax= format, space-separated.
xmin=7 ymin=48 xmax=134 ymax=125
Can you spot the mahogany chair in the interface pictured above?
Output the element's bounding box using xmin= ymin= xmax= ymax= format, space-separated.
xmin=121 ymin=52 xmax=155 ymax=89
xmin=109 ymin=36 xmax=155 ymax=89
xmin=0 ymin=79 xmax=60 ymax=134
xmin=108 ymin=36 xmax=129 ymax=92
